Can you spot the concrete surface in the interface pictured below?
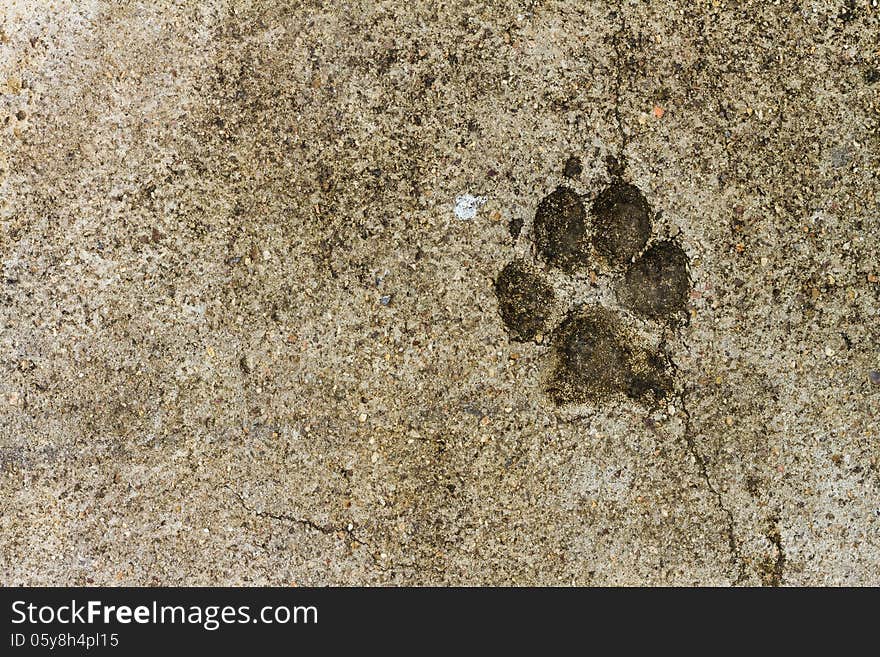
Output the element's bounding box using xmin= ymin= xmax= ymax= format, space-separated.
xmin=1 ymin=0 xmax=878 ymax=586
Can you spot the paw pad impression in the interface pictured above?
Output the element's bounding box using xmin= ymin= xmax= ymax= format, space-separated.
xmin=494 ymin=166 xmax=690 ymax=406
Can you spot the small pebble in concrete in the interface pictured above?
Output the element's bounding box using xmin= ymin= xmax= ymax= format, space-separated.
xmin=454 ymin=193 xmax=485 ymax=220
xmin=869 ymin=370 xmax=880 ymax=385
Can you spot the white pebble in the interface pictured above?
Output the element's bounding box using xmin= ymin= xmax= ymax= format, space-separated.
xmin=454 ymin=194 xmax=485 ymax=220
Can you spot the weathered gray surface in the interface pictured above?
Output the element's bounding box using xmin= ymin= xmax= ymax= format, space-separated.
xmin=1 ymin=0 xmax=878 ymax=585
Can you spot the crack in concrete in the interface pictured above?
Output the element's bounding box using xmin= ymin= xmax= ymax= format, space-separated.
xmin=678 ymin=385 xmax=748 ymax=585
xmin=610 ymin=2 xmax=629 ymax=172
xmin=224 ymin=484 xmax=402 ymax=572
xmin=661 ymin=327 xmax=747 ymax=584
xmin=226 ymin=485 xmax=426 ymax=577
xmin=762 ymin=515 xmax=786 ymax=586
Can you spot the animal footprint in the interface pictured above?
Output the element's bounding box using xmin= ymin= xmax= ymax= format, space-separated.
xmin=495 ymin=162 xmax=690 ymax=406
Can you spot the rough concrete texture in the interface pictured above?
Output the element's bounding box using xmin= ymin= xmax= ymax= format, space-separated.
xmin=1 ymin=0 xmax=878 ymax=586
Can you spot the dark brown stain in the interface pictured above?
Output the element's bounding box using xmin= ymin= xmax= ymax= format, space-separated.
xmin=591 ymin=181 xmax=652 ymax=266
xmin=618 ymin=240 xmax=690 ymax=322
xmin=532 ymin=186 xmax=590 ymax=273
xmin=547 ymin=306 xmax=672 ymax=405
xmin=494 ymin=259 xmax=554 ymax=343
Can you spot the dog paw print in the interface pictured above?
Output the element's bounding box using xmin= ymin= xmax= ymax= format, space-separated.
xmin=495 ymin=165 xmax=690 ymax=406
